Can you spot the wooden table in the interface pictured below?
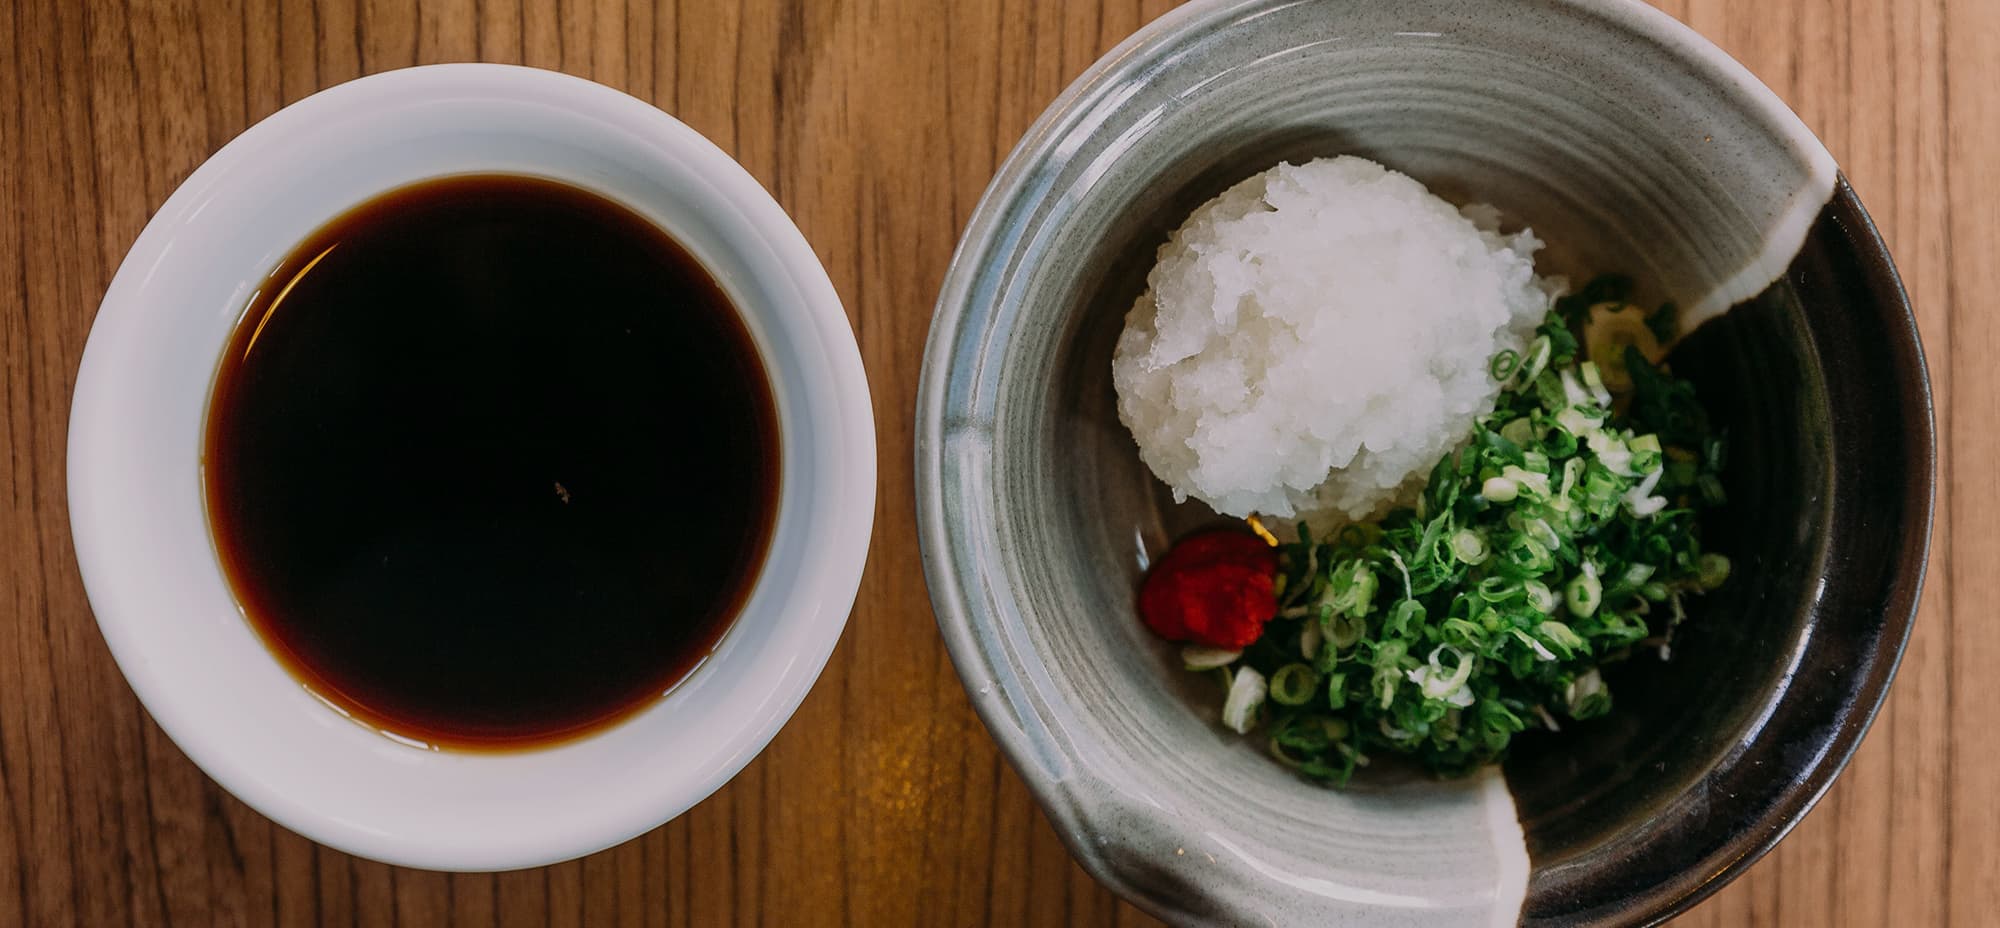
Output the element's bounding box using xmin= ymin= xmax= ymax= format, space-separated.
xmin=0 ymin=0 xmax=1986 ymax=924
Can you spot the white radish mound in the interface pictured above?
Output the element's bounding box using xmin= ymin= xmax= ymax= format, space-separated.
xmin=1112 ymin=156 xmax=1561 ymax=526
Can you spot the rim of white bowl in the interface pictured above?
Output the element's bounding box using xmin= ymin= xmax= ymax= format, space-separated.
xmin=69 ymin=64 xmax=875 ymax=871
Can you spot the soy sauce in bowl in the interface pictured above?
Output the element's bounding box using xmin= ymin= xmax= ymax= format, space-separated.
xmin=203 ymin=174 xmax=780 ymax=750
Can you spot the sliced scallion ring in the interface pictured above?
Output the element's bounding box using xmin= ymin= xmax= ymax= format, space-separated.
xmin=1182 ymin=646 xmax=1242 ymax=671
xmin=1220 ymin=666 xmax=1267 ymax=734
xmin=1270 ymin=663 xmax=1320 ymax=706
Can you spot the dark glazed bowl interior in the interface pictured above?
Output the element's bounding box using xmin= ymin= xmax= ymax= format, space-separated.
xmin=1504 ymin=182 xmax=1931 ymax=923
xmin=917 ymin=1 xmax=1934 ymax=924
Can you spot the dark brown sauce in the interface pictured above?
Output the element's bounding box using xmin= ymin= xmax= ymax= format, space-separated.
xmin=203 ymin=174 xmax=780 ymax=750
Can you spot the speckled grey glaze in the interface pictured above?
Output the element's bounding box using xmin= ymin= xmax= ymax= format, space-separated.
xmin=916 ymin=0 xmax=1929 ymax=925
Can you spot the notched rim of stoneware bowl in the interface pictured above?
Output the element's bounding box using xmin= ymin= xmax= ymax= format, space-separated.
xmin=916 ymin=0 xmax=1934 ymax=924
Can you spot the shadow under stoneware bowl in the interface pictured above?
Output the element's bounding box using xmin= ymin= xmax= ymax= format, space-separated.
xmin=915 ymin=0 xmax=1934 ymax=925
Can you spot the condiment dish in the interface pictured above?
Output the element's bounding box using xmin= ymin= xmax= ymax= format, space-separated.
xmin=70 ymin=64 xmax=876 ymax=871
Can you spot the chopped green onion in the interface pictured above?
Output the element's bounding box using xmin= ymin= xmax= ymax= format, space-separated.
xmin=1511 ymin=627 xmax=1557 ymax=661
xmin=1475 ymin=576 xmax=1519 ymax=602
xmin=1323 ymin=559 xmax=1379 ymax=617
xmin=1579 ymin=361 xmax=1613 ymax=406
xmin=1558 ymin=457 xmax=1585 ymax=498
xmin=1560 ymin=368 xmax=1592 ymax=407
xmin=1523 ymin=578 xmax=1558 ymax=614
xmin=1566 ymin=668 xmax=1610 ymax=718
xmin=1384 ymin=598 xmax=1425 ymax=637
xmin=1518 ymin=335 xmax=1552 ymax=383
xmin=1566 ymin=563 xmax=1603 ymax=618
xmin=1504 ymin=534 xmax=1556 ymax=574
xmin=1221 ymin=666 xmax=1267 ymax=734
xmin=1405 ymin=646 xmax=1476 ymax=706
xmin=1697 ymin=553 xmax=1731 ymax=590
xmin=1500 ymin=464 xmax=1550 ymax=498
xmin=1595 ymin=440 xmax=1634 ymax=476
xmin=1521 ymin=515 xmax=1560 ymax=550
xmin=1448 ymin=528 xmax=1489 ymax=565
xmin=1623 ymin=467 xmax=1667 ymax=518
xmin=1535 ymin=621 xmax=1587 ymax=658
xmin=1299 ymin=622 xmax=1323 ymax=661
xmin=1386 ymin=550 xmax=1414 ymax=599
xmin=1555 ymin=406 xmax=1598 ymax=440
xmin=1326 ymin=612 xmax=1367 ymax=650
xmin=1183 ymin=646 xmax=1242 ymax=671
xmin=1270 ymin=663 xmax=1320 ymax=706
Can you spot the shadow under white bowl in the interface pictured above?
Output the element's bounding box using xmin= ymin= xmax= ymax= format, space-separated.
xmin=68 ymin=64 xmax=875 ymax=871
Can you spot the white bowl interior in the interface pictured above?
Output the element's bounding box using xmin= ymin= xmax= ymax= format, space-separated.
xmin=69 ymin=65 xmax=874 ymax=870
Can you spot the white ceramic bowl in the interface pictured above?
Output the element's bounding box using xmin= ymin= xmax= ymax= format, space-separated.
xmin=68 ymin=64 xmax=875 ymax=871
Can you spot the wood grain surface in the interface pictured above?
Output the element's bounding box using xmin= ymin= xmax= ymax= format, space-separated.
xmin=0 ymin=0 xmax=1984 ymax=924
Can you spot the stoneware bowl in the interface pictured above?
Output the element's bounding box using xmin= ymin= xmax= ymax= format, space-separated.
xmin=69 ymin=64 xmax=875 ymax=871
xmin=916 ymin=0 xmax=1933 ymax=924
